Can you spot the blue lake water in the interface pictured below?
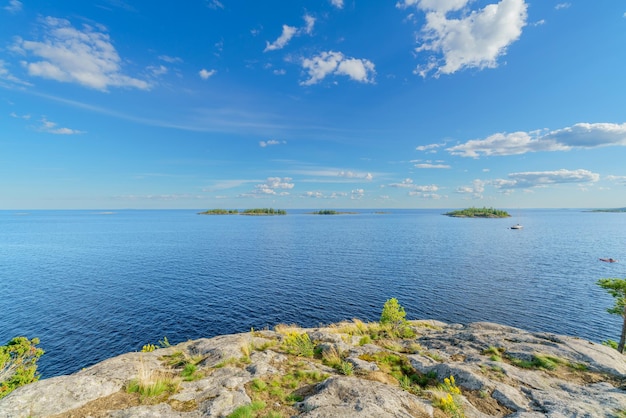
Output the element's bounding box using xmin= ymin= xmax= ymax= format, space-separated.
xmin=1 ymin=209 xmax=625 ymax=378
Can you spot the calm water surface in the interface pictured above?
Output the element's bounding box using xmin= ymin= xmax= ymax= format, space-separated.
xmin=1 ymin=209 xmax=625 ymax=377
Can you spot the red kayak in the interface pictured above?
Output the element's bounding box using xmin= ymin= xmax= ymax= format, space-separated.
xmin=600 ymin=258 xmax=618 ymax=263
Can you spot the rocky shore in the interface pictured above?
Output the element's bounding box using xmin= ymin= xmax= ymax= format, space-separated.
xmin=1 ymin=319 xmax=625 ymax=417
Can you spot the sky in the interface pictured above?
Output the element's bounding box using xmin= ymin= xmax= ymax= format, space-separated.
xmin=1 ymin=0 xmax=626 ymax=210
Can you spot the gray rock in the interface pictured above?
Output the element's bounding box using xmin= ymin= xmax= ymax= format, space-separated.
xmin=297 ymin=376 xmax=433 ymax=418
xmin=1 ymin=320 xmax=625 ymax=418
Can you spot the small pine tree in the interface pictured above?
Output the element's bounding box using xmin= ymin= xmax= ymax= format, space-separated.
xmin=380 ymin=298 xmax=407 ymax=333
xmin=597 ymin=278 xmax=626 ymax=353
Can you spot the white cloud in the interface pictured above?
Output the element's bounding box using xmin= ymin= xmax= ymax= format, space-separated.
xmin=148 ymin=65 xmax=168 ymax=77
xmin=396 ymin=0 xmax=468 ymax=14
xmin=303 ymin=14 xmax=316 ymax=35
xmin=159 ymin=55 xmax=183 ymax=63
xmin=493 ymin=169 xmax=600 ymax=189
xmin=0 ymin=59 xmax=31 ymax=86
xmin=456 ymin=179 xmax=485 ymax=198
xmin=555 ymin=3 xmax=571 ymax=10
xmin=254 ymin=177 xmax=295 ymax=195
xmin=416 ymin=142 xmax=445 ymax=152
xmin=37 ymin=117 xmax=85 ymax=135
xmin=606 ymin=175 xmax=626 ymax=185
xmin=407 ymin=0 xmax=528 ymax=77
xmin=199 ymin=68 xmax=217 ymax=79
xmin=301 ymin=51 xmax=375 ymax=85
xmin=264 ymin=15 xmax=316 ymax=52
xmin=206 ymin=0 xmax=224 ymax=10
xmin=4 ymin=0 xmax=22 ymax=13
xmin=415 ymin=163 xmax=451 ymax=169
xmin=15 ymin=17 xmax=149 ymax=91
xmin=447 ymin=122 xmax=626 ymax=158
xmin=264 ymin=25 xmax=298 ymax=52
xmin=330 ymin=0 xmax=344 ymax=9
xmin=259 ymin=139 xmax=285 ymax=147
xmin=338 ymin=170 xmax=373 ymax=181
xmin=389 ymin=178 xmax=415 ymax=188
xmin=351 ymin=188 xmax=365 ymax=199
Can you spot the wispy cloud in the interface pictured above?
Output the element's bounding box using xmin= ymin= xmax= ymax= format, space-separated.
xmin=301 ymin=191 xmax=347 ymax=199
xmin=199 ymin=68 xmax=217 ymax=79
xmin=398 ymin=0 xmax=528 ymax=77
xmin=259 ymin=139 xmax=286 ymax=147
xmin=206 ymin=0 xmax=224 ymax=10
xmin=330 ymin=0 xmax=344 ymax=9
xmin=447 ymin=122 xmax=626 ymax=158
xmin=300 ymin=51 xmax=376 ymax=85
xmin=159 ymin=55 xmax=183 ymax=63
xmin=4 ymin=0 xmax=22 ymax=13
xmin=265 ymin=25 xmax=298 ymax=52
xmin=37 ymin=117 xmax=85 ymax=135
xmin=0 ymin=60 xmax=31 ymax=86
xmin=555 ymin=3 xmax=571 ymax=10
xmin=351 ymin=188 xmax=365 ymax=199
xmin=388 ymin=178 xmax=440 ymax=197
xmin=264 ymin=14 xmax=316 ymax=52
xmin=14 ymin=17 xmax=149 ymax=91
xmin=492 ymin=169 xmax=599 ymax=190
xmin=414 ymin=163 xmax=450 ymax=169
xmin=338 ymin=171 xmax=373 ymax=181
xmin=456 ymin=179 xmax=486 ymax=198
xmin=416 ymin=142 xmax=445 ymax=153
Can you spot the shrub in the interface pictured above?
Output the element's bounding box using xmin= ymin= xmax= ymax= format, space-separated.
xmin=0 ymin=337 xmax=44 ymax=399
xmin=282 ymin=332 xmax=315 ymax=357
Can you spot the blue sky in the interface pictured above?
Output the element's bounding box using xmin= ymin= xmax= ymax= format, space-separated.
xmin=1 ymin=0 xmax=625 ymax=210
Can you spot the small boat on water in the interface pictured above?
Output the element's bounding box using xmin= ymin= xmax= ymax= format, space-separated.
xmin=599 ymin=258 xmax=618 ymax=263
xmin=510 ymin=224 xmax=523 ymax=229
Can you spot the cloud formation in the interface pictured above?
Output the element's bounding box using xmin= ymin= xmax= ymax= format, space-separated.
xmin=446 ymin=122 xmax=626 ymax=158
xmin=300 ymin=51 xmax=376 ymax=85
xmin=399 ymin=0 xmax=528 ymax=77
xmin=4 ymin=0 xmax=22 ymax=13
xmin=264 ymin=14 xmax=316 ymax=52
xmin=259 ymin=139 xmax=285 ymax=147
xmin=14 ymin=17 xmax=149 ymax=91
xmin=493 ymin=169 xmax=599 ymax=189
xmin=414 ymin=163 xmax=450 ymax=169
xmin=338 ymin=170 xmax=373 ymax=181
xmin=254 ymin=177 xmax=295 ymax=195
xmin=199 ymin=69 xmax=217 ymax=79
xmin=330 ymin=0 xmax=344 ymax=9
xmin=38 ymin=117 xmax=85 ymax=135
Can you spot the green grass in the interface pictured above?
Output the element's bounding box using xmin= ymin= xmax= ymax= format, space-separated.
xmin=227 ymin=400 xmax=266 ymax=418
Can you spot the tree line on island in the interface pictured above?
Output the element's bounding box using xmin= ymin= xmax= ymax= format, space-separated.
xmin=198 ymin=208 xmax=286 ymax=216
xmin=444 ymin=207 xmax=511 ymax=218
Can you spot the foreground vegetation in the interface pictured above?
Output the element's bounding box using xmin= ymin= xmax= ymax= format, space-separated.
xmin=0 ymin=337 xmax=44 ymax=399
xmin=444 ymin=207 xmax=510 ymax=218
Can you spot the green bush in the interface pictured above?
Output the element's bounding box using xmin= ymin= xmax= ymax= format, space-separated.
xmin=0 ymin=336 xmax=44 ymax=399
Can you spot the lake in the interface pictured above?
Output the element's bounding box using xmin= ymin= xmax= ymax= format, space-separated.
xmin=1 ymin=209 xmax=624 ymax=377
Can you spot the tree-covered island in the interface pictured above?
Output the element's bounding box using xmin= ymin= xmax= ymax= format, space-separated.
xmin=444 ymin=207 xmax=510 ymax=218
xmin=588 ymin=208 xmax=626 ymax=213
xmin=198 ymin=209 xmax=239 ymax=215
xmin=198 ymin=208 xmax=286 ymax=216
xmin=310 ymin=210 xmax=359 ymax=215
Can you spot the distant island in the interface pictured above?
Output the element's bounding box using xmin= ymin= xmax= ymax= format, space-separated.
xmin=310 ymin=210 xmax=358 ymax=215
xmin=588 ymin=208 xmax=626 ymax=213
xmin=444 ymin=207 xmax=510 ymax=218
xmin=198 ymin=208 xmax=287 ymax=216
